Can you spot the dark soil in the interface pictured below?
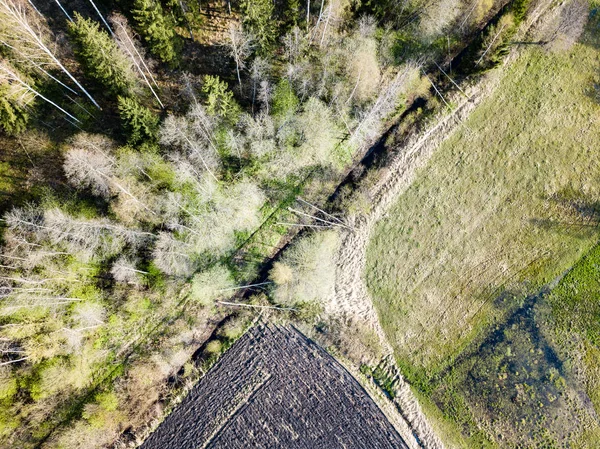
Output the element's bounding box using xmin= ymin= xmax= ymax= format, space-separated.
xmin=140 ymin=323 xmax=409 ymax=449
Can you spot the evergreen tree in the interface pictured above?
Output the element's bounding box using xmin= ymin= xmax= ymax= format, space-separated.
xmin=68 ymin=13 xmax=135 ymax=96
xmin=132 ymin=0 xmax=181 ymax=64
xmin=0 ymin=92 xmax=28 ymax=135
xmin=118 ymin=96 xmax=159 ymax=144
xmin=202 ymin=75 xmax=240 ymax=123
xmin=283 ymin=0 xmax=301 ymax=30
xmin=240 ymin=0 xmax=277 ymax=55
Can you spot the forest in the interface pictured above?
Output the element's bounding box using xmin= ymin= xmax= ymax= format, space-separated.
xmin=0 ymin=0 xmax=593 ymax=448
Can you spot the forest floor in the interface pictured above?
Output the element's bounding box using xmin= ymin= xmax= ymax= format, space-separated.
xmin=360 ymin=8 xmax=600 ymax=449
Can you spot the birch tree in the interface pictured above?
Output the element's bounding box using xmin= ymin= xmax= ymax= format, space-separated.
xmin=0 ymin=0 xmax=100 ymax=108
xmin=269 ymin=230 xmax=339 ymax=307
xmin=189 ymin=264 xmax=233 ymax=306
xmin=110 ymin=13 xmax=163 ymax=108
xmin=159 ymin=105 xmax=221 ymax=180
xmin=111 ymin=257 xmax=146 ymax=286
xmin=63 ymin=133 xmax=158 ymax=219
xmin=226 ymin=23 xmax=253 ymax=93
xmin=250 ymin=56 xmax=270 ymax=113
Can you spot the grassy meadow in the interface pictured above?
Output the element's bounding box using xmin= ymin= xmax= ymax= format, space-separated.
xmin=366 ymin=16 xmax=600 ymax=448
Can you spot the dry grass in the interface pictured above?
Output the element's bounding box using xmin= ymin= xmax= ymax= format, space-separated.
xmin=367 ymin=23 xmax=600 ymax=377
xmin=365 ymin=13 xmax=600 ymax=448
xmin=367 ymin=38 xmax=600 ymax=377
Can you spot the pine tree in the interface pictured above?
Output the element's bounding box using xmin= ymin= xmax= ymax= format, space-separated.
xmin=132 ymin=0 xmax=181 ymax=64
xmin=68 ymin=13 xmax=135 ymax=96
xmin=118 ymin=96 xmax=159 ymax=144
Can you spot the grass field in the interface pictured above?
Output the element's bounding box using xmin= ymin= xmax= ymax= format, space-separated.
xmin=365 ymin=15 xmax=600 ymax=448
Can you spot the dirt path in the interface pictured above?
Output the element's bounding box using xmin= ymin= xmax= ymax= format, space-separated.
xmin=329 ymin=79 xmax=496 ymax=345
xmin=327 ymin=2 xmax=561 ymax=446
xmin=329 ymin=86 xmax=491 ymax=449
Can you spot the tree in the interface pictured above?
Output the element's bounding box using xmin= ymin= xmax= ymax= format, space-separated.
xmin=542 ymin=0 xmax=588 ymax=52
xmin=159 ymin=106 xmax=220 ymax=180
xmin=240 ymin=0 xmax=277 ymax=55
xmin=111 ymin=256 xmax=146 ymax=286
xmin=283 ymin=0 xmax=301 ymax=30
xmin=118 ymin=96 xmax=159 ymax=144
xmin=110 ymin=13 xmax=164 ymax=108
xmin=0 ymin=68 xmax=30 ymax=134
xmin=226 ymin=23 xmax=253 ymax=93
xmin=132 ymin=0 xmax=181 ymax=64
xmin=68 ymin=13 xmax=136 ymax=96
xmin=64 ymin=133 xmax=158 ymax=219
xmin=0 ymin=61 xmax=80 ymax=126
xmin=269 ymin=230 xmax=339 ymax=307
xmin=297 ymin=97 xmax=344 ymax=168
xmin=238 ymin=112 xmax=276 ymax=157
xmin=152 ymin=231 xmax=194 ymax=276
xmin=249 ymin=56 xmax=270 ymax=113
xmin=202 ymin=75 xmax=240 ymax=122
xmin=272 ymin=79 xmax=299 ymax=118
xmin=0 ymin=0 xmax=100 ymax=108
xmin=189 ymin=265 xmax=233 ymax=306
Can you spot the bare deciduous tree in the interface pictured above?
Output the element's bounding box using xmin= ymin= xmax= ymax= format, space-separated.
xmin=64 ymin=135 xmax=157 ymax=218
xmin=250 ymin=56 xmax=270 ymax=113
xmin=111 ymin=13 xmax=163 ymax=108
xmin=226 ymin=23 xmax=253 ymax=94
xmin=189 ymin=264 xmax=233 ymax=306
xmin=269 ymin=230 xmax=339 ymax=307
xmin=258 ymin=80 xmax=272 ymax=114
xmin=152 ymin=232 xmax=194 ymax=277
xmin=160 ymin=110 xmax=220 ymax=182
xmin=0 ymin=0 xmax=100 ymax=108
xmin=543 ymin=0 xmax=588 ymax=52
xmin=111 ymin=257 xmax=147 ymax=285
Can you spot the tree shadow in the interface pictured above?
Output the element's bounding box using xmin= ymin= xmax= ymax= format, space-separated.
xmin=430 ymin=289 xmax=594 ymax=445
xmin=530 ymin=189 xmax=600 ymax=238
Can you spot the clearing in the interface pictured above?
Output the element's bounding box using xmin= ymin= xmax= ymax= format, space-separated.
xmin=365 ymin=12 xmax=600 ymax=449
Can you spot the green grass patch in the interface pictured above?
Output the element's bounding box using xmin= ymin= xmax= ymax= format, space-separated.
xmin=547 ymin=243 xmax=600 ymax=411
